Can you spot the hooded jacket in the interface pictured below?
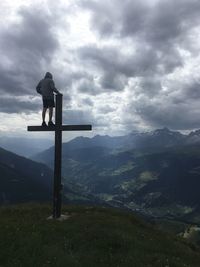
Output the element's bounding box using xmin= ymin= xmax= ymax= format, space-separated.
xmin=36 ymin=72 xmax=60 ymax=99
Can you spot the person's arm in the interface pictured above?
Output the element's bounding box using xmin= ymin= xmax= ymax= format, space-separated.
xmin=50 ymin=80 xmax=61 ymax=94
xmin=36 ymin=81 xmax=42 ymax=94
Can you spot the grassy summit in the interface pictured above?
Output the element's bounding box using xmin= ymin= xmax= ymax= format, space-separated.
xmin=0 ymin=204 xmax=200 ymax=267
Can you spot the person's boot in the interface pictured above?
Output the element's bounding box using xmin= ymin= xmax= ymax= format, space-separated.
xmin=42 ymin=121 xmax=47 ymax=127
xmin=48 ymin=121 xmax=55 ymax=126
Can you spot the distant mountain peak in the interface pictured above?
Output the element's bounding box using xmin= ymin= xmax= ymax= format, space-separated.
xmin=152 ymin=127 xmax=183 ymax=136
xmin=189 ymin=129 xmax=200 ymax=136
xmin=154 ymin=127 xmax=171 ymax=133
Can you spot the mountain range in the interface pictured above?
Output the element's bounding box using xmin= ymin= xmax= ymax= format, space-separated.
xmin=0 ymin=146 xmax=106 ymax=206
xmin=32 ymin=127 xmax=200 ymax=158
xmin=32 ymin=127 xmax=200 ymax=223
xmin=2 ymin=127 xmax=200 ymax=223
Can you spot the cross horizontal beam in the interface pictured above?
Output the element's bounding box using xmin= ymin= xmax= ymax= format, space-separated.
xmin=27 ymin=125 xmax=92 ymax=132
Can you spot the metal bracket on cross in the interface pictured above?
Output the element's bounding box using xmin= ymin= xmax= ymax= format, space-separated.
xmin=27 ymin=94 xmax=92 ymax=218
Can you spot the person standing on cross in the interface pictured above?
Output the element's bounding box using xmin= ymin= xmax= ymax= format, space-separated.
xmin=36 ymin=72 xmax=61 ymax=127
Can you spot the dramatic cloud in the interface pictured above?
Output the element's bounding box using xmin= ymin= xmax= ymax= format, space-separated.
xmin=0 ymin=96 xmax=40 ymax=114
xmin=0 ymin=6 xmax=59 ymax=94
xmin=77 ymin=0 xmax=200 ymax=131
xmin=1 ymin=0 xmax=200 ymax=137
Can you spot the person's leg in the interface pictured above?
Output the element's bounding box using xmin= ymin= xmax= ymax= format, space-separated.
xmin=42 ymin=108 xmax=47 ymax=122
xmin=49 ymin=107 xmax=53 ymax=122
xmin=47 ymin=98 xmax=55 ymax=126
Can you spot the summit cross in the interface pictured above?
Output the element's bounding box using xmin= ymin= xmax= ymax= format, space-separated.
xmin=27 ymin=94 xmax=92 ymax=218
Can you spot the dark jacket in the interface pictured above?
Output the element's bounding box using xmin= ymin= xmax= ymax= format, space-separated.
xmin=36 ymin=72 xmax=60 ymax=99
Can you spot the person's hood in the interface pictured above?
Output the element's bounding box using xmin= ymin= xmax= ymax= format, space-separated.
xmin=44 ymin=72 xmax=53 ymax=79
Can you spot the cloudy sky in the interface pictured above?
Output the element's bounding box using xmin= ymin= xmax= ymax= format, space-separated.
xmin=1 ymin=0 xmax=200 ymax=140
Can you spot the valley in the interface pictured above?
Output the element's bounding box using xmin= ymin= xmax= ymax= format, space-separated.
xmin=32 ymin=128 xmax=200 ymax=226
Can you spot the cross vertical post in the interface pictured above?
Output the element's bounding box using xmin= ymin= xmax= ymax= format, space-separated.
xmin=53 ymin=94 xmax=62 ymax=218
xmin=27 ymin=94 xmax=92 ymax=219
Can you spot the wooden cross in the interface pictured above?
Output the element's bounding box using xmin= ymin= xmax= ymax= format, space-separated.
xmin=27 ymin=94 xmax=92 ymax=218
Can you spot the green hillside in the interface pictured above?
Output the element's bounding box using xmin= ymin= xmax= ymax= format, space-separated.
xmin=58 ymin=145 xmax=200 ymax=222
xmin=0 ymin=147 xmax=53 ymax=204
xmin=0 ymin=146 xmax=106 ymax=206
xmin=1 ymin=204 xmax=200 ymax=267
xmin=31 ymin=144 xmax=200 ymax=222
